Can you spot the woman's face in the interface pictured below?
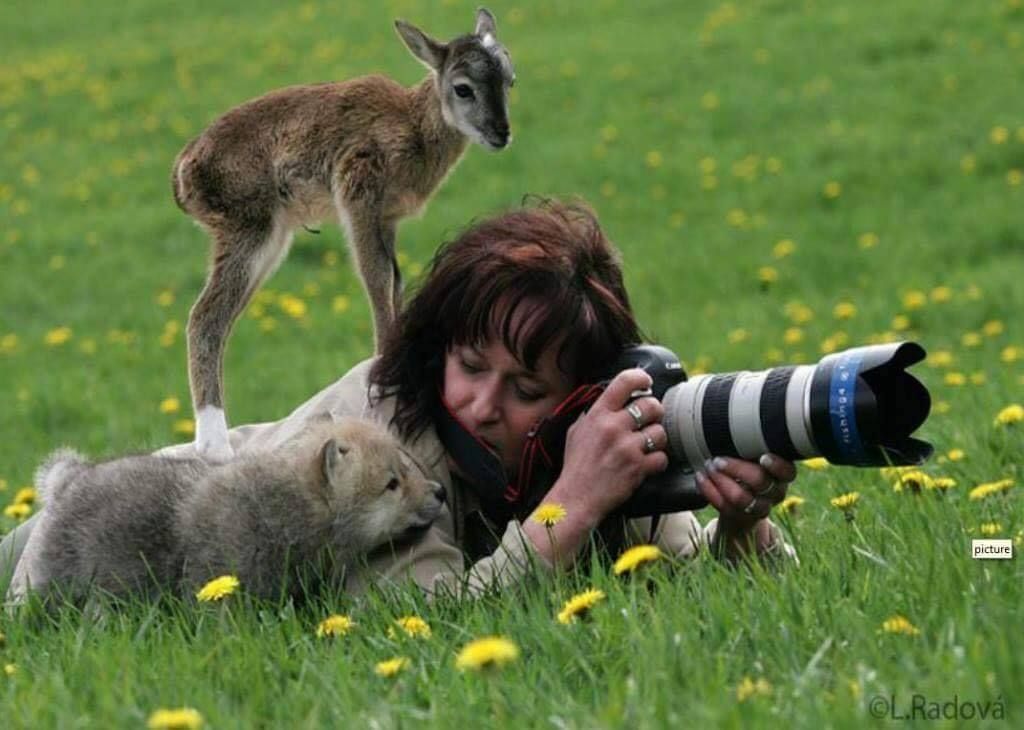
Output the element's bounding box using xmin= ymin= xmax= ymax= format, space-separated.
xmin=443 ymin=339 xmax=575 ymax=476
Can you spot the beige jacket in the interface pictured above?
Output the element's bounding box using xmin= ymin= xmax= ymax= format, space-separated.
xmin=158 ymin=359 xmax=793 ymax=598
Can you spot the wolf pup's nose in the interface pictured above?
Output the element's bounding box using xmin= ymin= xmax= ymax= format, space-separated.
xmin=431 ymin=481 xmax=447 ymax=503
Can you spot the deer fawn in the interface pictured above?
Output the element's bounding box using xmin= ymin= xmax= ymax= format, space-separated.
xmin=171 ymin=9 xmax=515 ymax=462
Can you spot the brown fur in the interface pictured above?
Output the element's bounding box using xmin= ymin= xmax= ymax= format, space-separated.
xmin=172 ymin=9 xmax=514 ymax=461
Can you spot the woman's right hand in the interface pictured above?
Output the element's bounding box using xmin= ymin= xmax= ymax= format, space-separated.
xmin=553 ymin=368 xmax=669 ymax=528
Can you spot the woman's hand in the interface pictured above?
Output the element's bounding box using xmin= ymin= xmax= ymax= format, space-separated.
xmin=696 ymin=454 xmax=798 ymax=557
xmin=522 ymin=368 xmax=668 ymax=565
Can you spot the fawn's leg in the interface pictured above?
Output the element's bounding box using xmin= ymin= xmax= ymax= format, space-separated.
xmin=338 ymin=201 xmax=399 ymax=353
xmin=187 ymin=217 xmax=293 ymax=461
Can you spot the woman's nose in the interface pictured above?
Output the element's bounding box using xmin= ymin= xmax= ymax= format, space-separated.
xmin=470 ymin=379 xmax=502 ymax=423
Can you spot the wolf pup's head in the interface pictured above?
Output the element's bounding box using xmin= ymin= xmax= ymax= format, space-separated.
xmin=319 ymin=418 xmax=446 ymax=549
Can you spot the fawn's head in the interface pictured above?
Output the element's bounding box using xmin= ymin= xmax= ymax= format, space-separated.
xmin=395 ymin=8 xmax=515 ymax=150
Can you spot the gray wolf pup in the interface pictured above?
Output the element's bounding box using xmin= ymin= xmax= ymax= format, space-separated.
xmin=7 ymin=418 xmax=446 ymax=608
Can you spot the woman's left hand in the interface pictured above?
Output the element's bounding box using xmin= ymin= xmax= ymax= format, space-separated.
xmin=695 ymin=453 xmax=797 ymax=549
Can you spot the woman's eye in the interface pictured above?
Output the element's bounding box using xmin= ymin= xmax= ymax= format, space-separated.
xmin=515 ymin=385 xmax=544 ymax=402
xmin=454 ymin=83 xmax=475 ymax=100
xmin=460 ymin=359 xmax=482 ymax=374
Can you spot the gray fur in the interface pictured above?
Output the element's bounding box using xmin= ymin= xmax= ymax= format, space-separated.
xmin=7 ymin=418 xmax=445 ymax=609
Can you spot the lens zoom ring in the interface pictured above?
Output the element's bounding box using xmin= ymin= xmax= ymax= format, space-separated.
xmin=760 ymin=367 xmax=801 ymax=461
xmin=702 ymin=374 xmax=739 ymax=458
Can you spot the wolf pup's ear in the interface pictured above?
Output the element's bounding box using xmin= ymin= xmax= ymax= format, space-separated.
xmin=395 ymin=20 xmax=447 ymax=71
xmin=322 ymin=438 xmax=351 ymax=484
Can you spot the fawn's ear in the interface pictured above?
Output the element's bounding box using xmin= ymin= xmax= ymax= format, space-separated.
xmin=395 ymin=20 xmax=446 ymax=71
xmin=321 ymin=438 xmax=352 ymax=487
xmin=474 ymin=8 xmax=498 ymax=39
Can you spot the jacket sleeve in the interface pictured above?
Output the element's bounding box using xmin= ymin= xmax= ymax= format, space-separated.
xmin=344 ymin=513 xmax=553 ymax=599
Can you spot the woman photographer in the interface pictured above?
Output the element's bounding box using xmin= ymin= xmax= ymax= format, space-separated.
xmin=1 ymin=199 xmax=796 ymax=598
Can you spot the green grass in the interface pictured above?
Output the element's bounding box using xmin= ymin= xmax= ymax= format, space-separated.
xmin=1 ymin=0 xmax=1022 ymax=726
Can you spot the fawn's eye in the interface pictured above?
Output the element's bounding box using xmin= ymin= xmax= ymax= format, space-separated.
xmin=385 ymin=477 xmax=400 ymax=492
xmin=454 ymin=83 xmax=475 ymax=100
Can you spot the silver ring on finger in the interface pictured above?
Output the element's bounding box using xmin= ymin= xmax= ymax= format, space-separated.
xmin=642 ymin=433 xmax=657 ymax=454
xmin=743 ymin=495 xmax=761 ymax=515
xmin=757 ymin=479 xmax=779 ymax=498
xmin=626 ymin=402 xmax=644 ymax=431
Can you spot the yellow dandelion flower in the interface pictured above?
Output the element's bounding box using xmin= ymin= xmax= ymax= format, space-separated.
xmin=928 ymin=477 xmax=957 ymax=491
xmin=933 ymin=400 xmax=951 ymax=414
xmin=13 ymin=486 xmax=36 ymax=505
xmin=880 ymin=615 xmax=920 ymax=636
xmin=929 ymin=286 xmax=953 ymax=303
xmin=927 ymin=350 xmax=954 ymax=368
xmin=968 ymin=479 xmax=1014 ymax=501
xmin=830 ymin=492 xmax=860 ymax=510
xmin=982 ymin=320 xmax=1004 ymax=337
xmin=532 ymin=502 xmax=567 ymax=527
xmin=278 ymin=294 xmax=307 ymax=319
xmin=196 ymin=575 xmax=240 ymax=602
xmin=891 ymin=314 xmax=910 ymax=331
xmin=995 ymin=404 xmax=1024 ymax=426
xmin=765 ymin=157 xmax=783 ymax=173
xmin=823 ymin=181 xmax=842 ymax=199
xmin=316 ymin=614 xmax=354 ymax=638
xmin=44 ymin=326 xmax=72 ymax=346
xmin=173 ymin=419 xmax=195 ymax=436
xmin=4 ymin=503 xmax=32 ymax=521
xmin=728 ymin=328 xmax=748 ymax=344
xmin=803 ymin=457 xmax=830 ymax=470
xmin=455 ymin=636 xmax=520 ymax=671
xmin=612 ymin=544 xmax=664 ymax=575
xmin=557 ymin=588 xmax=606 ymax=625
xmin=858 ymin=231 xmax=880 ymax=249
xmin=990 ymin=126 xmax=1009 ymax=144
xmin=1000 ymin=345 xmax=1021 ymax=363
xmin=947 ymin=448 xmax=965 ymax=461
xmin=969 ymin=372 xmax=986 ymax=386
xmin=159 ymin=397 xmax=180 ymax=414
xmin=833 ymin=301 xmax=857 ymax=320
xmin=701 ymin=91 xmax=720 ymax=110
xmin=777 ymin=495 xmax=805 ymax=515
xmin=773 ymin=239 xmax=796 ymax=258
xmin=147 ymin=707 xmax=204 ymax=730
xmin=331 ymin=295 xmax=350 ymax=314
xmin=903 ymin=290 xmax=927 ymax=310
xmin=783 ymin=327 xmax=803 ymax=345
xmin=156 ymin=290 xmax=175 ymax=307
xmin=784 ymin=301 xmax=814 ymax=324
xmin=758 ymin=266 xmax=778 ymax=285
xmin=880 ymin=465 xmax=917 ymax=480
xmin=645 ymin=150 xmax=663 ymax=169
xmin=736 ymin=676 xmax=773 ymax=702
xmin=892 ymin=471 xmax=933 ymax=493
xmin=374 ymin=657 xmax=410 ymax=678
xmin=1008 ymin=169 xmax=1023 ymax=186
xmin=961 ymin=331 xmax=982 ymax=348
xmin=979 ymin=522 xmax=1002 ymax=536
xmin=960 ymin=154 xmax=977 ymax=174
xmin=944 ymin=372 xmax=966 ymax=386
xmin=390 ymin=616 xmax=431 ymax=639
xmin=3 ymin=663 xmax=15 ymax=677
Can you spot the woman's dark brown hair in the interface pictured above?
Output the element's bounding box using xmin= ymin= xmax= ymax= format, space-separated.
xmin=370 ymin=198 xmax=643 ymax=440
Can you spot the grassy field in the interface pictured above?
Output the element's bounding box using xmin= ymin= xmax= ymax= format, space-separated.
xmin=2 ymin=0 xmax=1023 ymax=726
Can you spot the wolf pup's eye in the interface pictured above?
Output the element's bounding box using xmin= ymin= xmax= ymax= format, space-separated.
xmin=453 ymin=83 xmax=475 ymax=100
xmin=385 ymin=477 xmax=400 ymax=492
